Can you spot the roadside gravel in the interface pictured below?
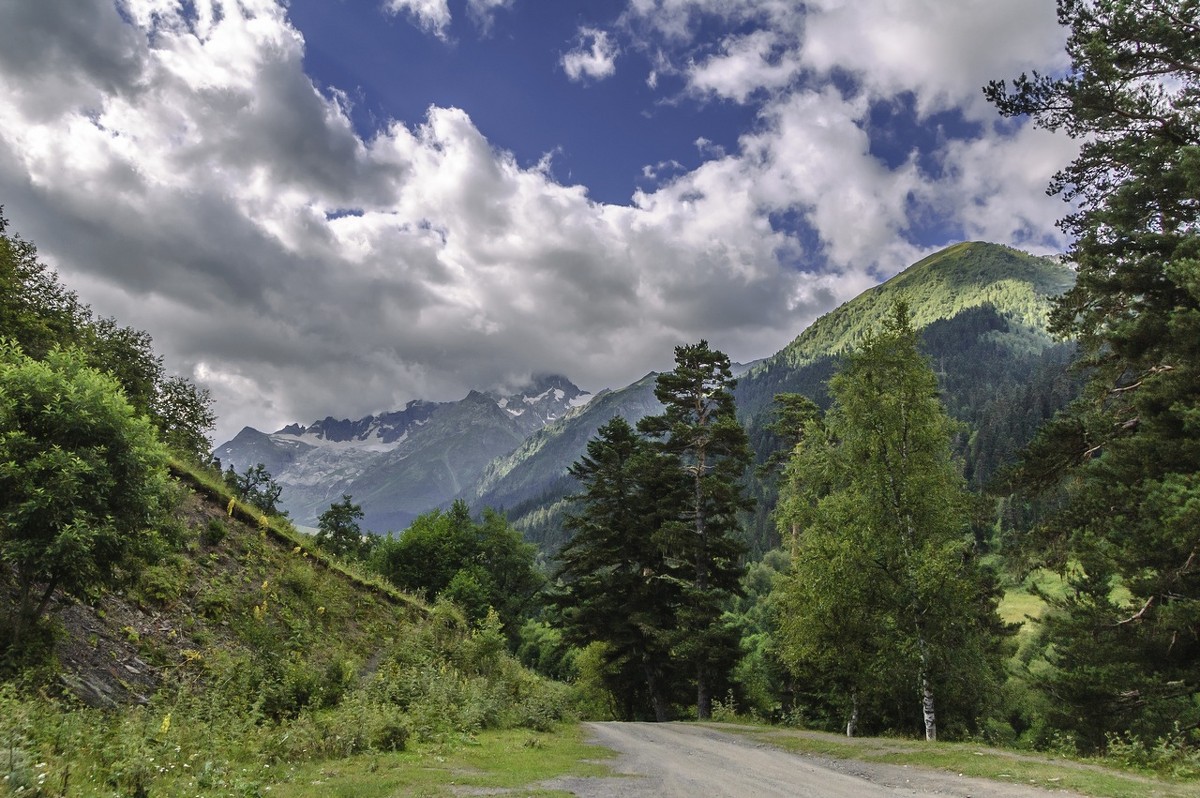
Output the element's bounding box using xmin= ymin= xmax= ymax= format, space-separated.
xmin=541 ymin=722 xmax=1088 ymax=798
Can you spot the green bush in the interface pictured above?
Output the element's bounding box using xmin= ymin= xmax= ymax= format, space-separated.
xmin=277 ymin=560 xmax=318 ymax=604
xmin=203 ymin=518 xmax=228 ymax=546
xmin=1103 ymin=726 xmax=1200 ymax=777
xmin=136 ymin=556 xmax=192 ymax=605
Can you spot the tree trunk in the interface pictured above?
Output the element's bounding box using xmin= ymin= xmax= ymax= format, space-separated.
xmin=696 ymin=666 xmax=712 ymax=720
xmin=643 ymin=655 xmax=669 ymax=722
xmin=921 ymin=673 xmax=937 ymax=741
xmin=846 ymin=689 xmax=859 ymax=737
xmin=918 ymin=636 xmax=937 ymax=741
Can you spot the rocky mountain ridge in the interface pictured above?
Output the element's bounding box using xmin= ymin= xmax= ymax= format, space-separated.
xmin=215 ymin=375 xmax=591 ymax=530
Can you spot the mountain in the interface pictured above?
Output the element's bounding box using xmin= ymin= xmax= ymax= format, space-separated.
xmin=214 ymin=375 xmax=590 ymax=531
xmin=466 ymin=242 xmax=1078 ymax=553
xmin=217 ymin=242 xmax=1076 ymax=548
xmin=735 ymin=241 xmax=1075 ymax=421
xmin=464 ymin=372 xmax=664 ymax=549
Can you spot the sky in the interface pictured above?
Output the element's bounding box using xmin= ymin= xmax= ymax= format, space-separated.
xmin=0 ymin=0 xmax=1078 ymax=446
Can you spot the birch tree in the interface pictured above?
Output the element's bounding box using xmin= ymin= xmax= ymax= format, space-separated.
xmin=776 ymin=305 xmax=1005 ymax=740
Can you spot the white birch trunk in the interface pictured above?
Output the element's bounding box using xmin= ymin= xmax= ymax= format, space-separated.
xmin=918 ymin=636 xmax=937 ymax=741
xmin=846 ymin=689 xmax=859 ymax=737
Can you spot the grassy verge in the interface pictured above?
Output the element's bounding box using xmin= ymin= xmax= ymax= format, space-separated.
xmin=258 ymin=725 xmax=615 ymax=798
xmin=714 ymin=724 xmax=1196 ymax=798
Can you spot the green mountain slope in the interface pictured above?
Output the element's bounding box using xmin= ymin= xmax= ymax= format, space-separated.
xmin=735 ymin=242 xmax=1077 ymax=553
xmin=736 ymin=241 xmax=1074 ymax=421
xmin=769 ymin=242 xmax=1070 ymax=367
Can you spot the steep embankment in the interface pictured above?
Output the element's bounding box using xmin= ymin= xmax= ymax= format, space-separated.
xmin=3 ymin=458 xmax=571 ymax=795
xmin=48 ymin=459 xmax=427 ymax=707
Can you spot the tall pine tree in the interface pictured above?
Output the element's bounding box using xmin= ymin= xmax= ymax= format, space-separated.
xmin=987 ymin=0 xmax=1200 ymax=747
xmin=639 ymin=340 xmax=754 ymax=719
xmin=554 ymin=417 xmax=687 ymax=720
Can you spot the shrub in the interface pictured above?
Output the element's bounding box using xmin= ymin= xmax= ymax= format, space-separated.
xmin=203 ymin=518 xmax=228 ymax=546
xmin=136 ymin=557 xmax=191 ymax=605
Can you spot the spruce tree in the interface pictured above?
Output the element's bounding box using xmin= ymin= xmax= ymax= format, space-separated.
xmin=554 ymin=417 xmax=687 ymax=720
xmin=639 ymin=340 xmax=754 ymax=719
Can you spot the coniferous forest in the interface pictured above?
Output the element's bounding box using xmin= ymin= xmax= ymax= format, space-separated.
xmin=1 ymin=1 xmax=1199 ymax=794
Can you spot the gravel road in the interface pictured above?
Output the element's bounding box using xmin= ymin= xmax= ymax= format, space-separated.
xmin=541 ymin=722 xmax=1086 ymax=798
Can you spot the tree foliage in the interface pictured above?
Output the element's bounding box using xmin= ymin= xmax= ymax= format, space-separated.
xmin=371 ymin=501 xmax=544 ymax=639
xmin=774 ymin=306 xmax=1008 ymax=741
xmin=553 ymin=417 xmax=688 ymax=720
xmin=226 ymin=463 xmax=284 ymax=515
xmin=316 ymin=494 xmax=368 ymax=559
xmin=0 ymin=341 xmax=168 ymax=655
xmin=0 ymin=211 xmax=215 ymax=459
xmin=988 ymin=0 xmax=1200 ymax=749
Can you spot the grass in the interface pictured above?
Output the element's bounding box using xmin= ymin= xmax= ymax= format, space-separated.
xmin=167 ymin=455 xmax=428 ymax=614
xmin=714 ymin=724 xmax=1197 ymax=798
xmin=260 ymin=725 xmax=616 ymax=798
xmin=997 ymin=569 xmax=1063 ymax=655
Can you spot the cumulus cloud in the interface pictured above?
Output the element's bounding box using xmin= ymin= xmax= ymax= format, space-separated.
xmin=0 ymin=0 xmax=819 ymax=443
xmin=562 ymin=27 xmax=619 ymax=82
xmin=799 ymin=0 xmax=1068 ymax=118
xmin=686 ymin=29 xmax=803 ymax=103
xmin=0 ymin=0 xmax=1074 ymax=446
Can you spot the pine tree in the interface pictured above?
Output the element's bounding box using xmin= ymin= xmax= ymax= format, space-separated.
xmin=987 ymin=0 xmax=1200 ymax=747
xmin=639 ymin=340 xmax=754 ymax=719
xmin=775 ymin=305 xmax=1006 ymax=740
xmin=316 ymin=494 xmax=366 ymax=559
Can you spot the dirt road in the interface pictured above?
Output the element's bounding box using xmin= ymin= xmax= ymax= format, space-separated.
xmin=542 ymin=722 xmax=1085 ymax=797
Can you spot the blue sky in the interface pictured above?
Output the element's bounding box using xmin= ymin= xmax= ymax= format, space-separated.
xmin=0 ymin=0 xmax=1076 ymax=444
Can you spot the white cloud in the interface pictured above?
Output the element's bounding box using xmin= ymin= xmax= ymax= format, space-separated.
xmin=623 ymin=0 xmax=1067 ymax=118
xmin=686 ymin=29 xmax=802 ymax=103
xmin=799 ymin=0 xmax=1068 ymax=118
xmin=384 ymin=0 xmax=452 ymax=39
xmin=0 ymin=0 xmax=1075 ymax=447
xmin=562 ymin=27 xmax=619 ymax=82
xmin=0 ymin=0 xmax=822 ymax=444
xmin=931 ymin=123 xmax=1078 ymax=252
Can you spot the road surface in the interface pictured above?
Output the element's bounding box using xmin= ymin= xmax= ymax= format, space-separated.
xmin=541 ymin=722 xmax=1085 ymax=797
